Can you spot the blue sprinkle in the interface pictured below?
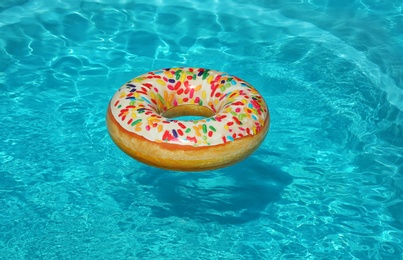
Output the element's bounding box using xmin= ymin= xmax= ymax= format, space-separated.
xmin=172 ymin=129 xmax=178 ymax=138
xmin=141 ymin=96 xmax=151 ymax=104
xmin=168 ymin=79 xmax=176 ymax=83
xmin=227 ymin=135 xmax=234 ymax=141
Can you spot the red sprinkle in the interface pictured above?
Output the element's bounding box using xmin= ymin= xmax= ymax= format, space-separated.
xmin=187 ymin=136 xmax=197 ymax=143
xmin=232 ymin=116 xmax=242 ymax=125
xmin=174 ymin=81 xmax=181 ymax=90
xmin=215 ymin=115 xmax=227 ymax=122
xmin=178 ymin=122 xmax=186 ymax=129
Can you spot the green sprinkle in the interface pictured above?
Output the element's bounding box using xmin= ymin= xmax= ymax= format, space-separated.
xmin=202 ymin=69 xmax=210 ymax=80
xmin=209 ymin=126 xmax=216 ymax=132
xmin=202 ymin=135 xmax=207 ymax=140
xmin=239 ymin=114 xmax=247 ymax=120
xmin=185 ymin=128 xmax=191 ymax=133
xmin=175 ymin=70 xmax=182 ymax=80
xmin=131 ymin=119 xmax=142 ymax=126
xmin=157 ymin=93 xmax=165 ymax=104
xmin=202 ymin=124 xmax=207 ymax=134
xmin=198 ymin=100 xmax=203 ymax=106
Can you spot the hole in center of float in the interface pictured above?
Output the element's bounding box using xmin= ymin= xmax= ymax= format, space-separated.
xmin=161 ymin=104 xmax=215 ymax=121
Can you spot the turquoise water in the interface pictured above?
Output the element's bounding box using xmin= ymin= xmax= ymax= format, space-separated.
xmin=1 ymin=0 xmax=402 ymax=259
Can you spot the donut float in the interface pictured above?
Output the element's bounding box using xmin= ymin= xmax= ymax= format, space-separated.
xmin=106 ymin=67 xmax=270 ymax=171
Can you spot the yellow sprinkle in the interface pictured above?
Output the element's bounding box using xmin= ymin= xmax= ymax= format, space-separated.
xmin=164 ymin=71 xmax=173 ymax=78
xmin=158 ymin=124 xmax=163 ymax=133
xmin=120 ymin=92 xmax=126 ymax=98
xmin=193 ymin=128 xmax=201 ymax=137
xmin=131 ymin=113 xmax=137 ymax=119
xmin=168 ymin=93 xmax=174 ymax=103
xmin=164 ymin=91 xmax=168 ymax=101
xmin=224 ymin=125 xmax=229 ymax=130
xmin=135 ymin=127 xmax=142 ymax=132
xmin=202 ymin=90 xmax=206 ymax=99
xmin=178 ymin=98 xmax=183 ymax=104
xmin=242 ymin=99 xmax=248 ymax=104
xmin=180 ymin=72 xmax=186 ymax=82
xmin=157 ymin=79 xmax=166 ymax=86
xmin=207 ymin=75 xmax=213 ymax=84
xmin=134 ymin=93 xmax=140 ymax=98
xmin=157 ymin=99 xmax=164 ymax=111
xmin=150 ymin=92 xmax=156 ymax=100
xmin=195 ymin=84 xmax=202 ymax=91
xmin=214 ymin=99 xmax=219 ymax=105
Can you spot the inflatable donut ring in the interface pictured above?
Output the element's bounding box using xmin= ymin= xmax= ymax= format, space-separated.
xmin=106 ymin=67 xmax=270 ymax=171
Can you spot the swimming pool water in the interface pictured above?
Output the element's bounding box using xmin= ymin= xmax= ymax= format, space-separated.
xmin=1 ymin=0 xmax=402 ymax=259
